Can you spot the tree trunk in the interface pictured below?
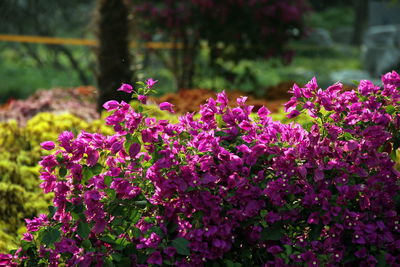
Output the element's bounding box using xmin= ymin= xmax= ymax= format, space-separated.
xmin=96 ymin=0 xmax=133 ymax=112
xmin=352 ymin=0 xmax=369 ymax=46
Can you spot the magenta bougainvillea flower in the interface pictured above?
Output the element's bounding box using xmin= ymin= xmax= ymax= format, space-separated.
xmin=117 ymin=83 xmax=133 ymax=93
xmin=2 ymin=71 xmax=400 ymax=267
xmin=137 ymin=94 xmax=147 ymax=104
xmin=159 ymin=101 xmax=175 ymax=113
xmin=103 ymin=100 xmax=120 ymax=111
xmin=40 ymin=141 xmax=55 ymax=150
xmin=146 ymin=78 xmax=158 ymax=89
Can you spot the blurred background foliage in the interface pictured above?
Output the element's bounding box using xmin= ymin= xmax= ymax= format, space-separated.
xmin=1 ymin=0 xmax=394 ymax=104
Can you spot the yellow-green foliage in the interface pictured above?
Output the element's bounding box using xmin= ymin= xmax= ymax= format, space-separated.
xmin=395 ymin=149 xmax=400 ymax=171
xmin=0 ymin=112 xmax=112 ymax=252
xmin=0 ymin=182 xmax=52 ymax=252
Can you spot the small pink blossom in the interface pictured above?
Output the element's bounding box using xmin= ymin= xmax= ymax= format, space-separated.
xmin=147 ymin=251 xmax=162 ymax=265
xmin=103 ymin=100 xmax=120 ymax=111
xmin=137 ymin=95 xmax=147 ymax=104
xmin=146 ymin=78 xmax=158 ymax=89
xmin=40 ymin=141 xmax=55 ymax=150
xmin=117 ymin=83 xmax=133 ymax=93
xmin=159 ymin=102 xmax=175 ymax=113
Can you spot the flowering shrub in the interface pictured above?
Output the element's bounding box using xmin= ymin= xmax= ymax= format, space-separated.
xmin=0 ymin=105 xmax=176 ymax=253
xmin=2 ymin=73 xmax=400 ymax=266
xmin=0 ymin=112 xmax=111 ymax=253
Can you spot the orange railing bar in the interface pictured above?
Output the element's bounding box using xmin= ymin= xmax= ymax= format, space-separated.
xmin=0 ymin=34 xmax=182 ymax=49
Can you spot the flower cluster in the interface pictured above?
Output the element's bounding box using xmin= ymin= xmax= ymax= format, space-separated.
xmin=2 ymin=72 xmax=400 ymax=266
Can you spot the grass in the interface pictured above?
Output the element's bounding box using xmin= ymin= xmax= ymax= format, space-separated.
xmin=0 ymin=43 xmax=93 ymax=103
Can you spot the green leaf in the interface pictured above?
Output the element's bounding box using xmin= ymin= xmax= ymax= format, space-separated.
xmin=134 ymin=200 xmax=148 ymax=208
xmin=109 ymin=205 xmax=124 ymax=217
xmin=310 ymin=223 xmax=323 ymax=240
xmin=261 ymin=225 xmax=283 ymax=241
xmin=167 ymin=222 xmax=178 ymax=234
xmin=82 ymin=165 xmax=93 ymax=184
xmin=115 ymin=238 xmax=130 ymax=250
xmin=104 ymin=176 xmax=113 ymax=187
xmin=131 ymin=227 xmax=141 ymax=239
xmin=111 ymin=253 xmax=123 ymax=262
xmin=100 ymin=235 xmax=116 ymax=244
xmin=48 ymin=206 xmax=58 ymax=218
xmin=377 ymin=250 xmax=387 ymax=267
xmin=283 ymin=244 xmax=292 ymax=255
xmin=70 ymin=204 xmax=85 ymax=220
xmin=129 ymin=209 xmax=141 ymax=224
xmin=124 ymin=140 xmax=132 ymax=154
xmin=106 ymin=188 xmax=116 ymax=199
xmin=386 ymin=105 xmax=395 ymax=115
xmin=215 ymin=131 xmax=229 ymax=137
xmin=56 ymin=154 xmax=64 ymax=163
xmin=41 ymin=227 xmax=61 ymax=247
xmin=72 ymin=203 xmax=85 ymax=214
xmin=59 ymin=167 xmax=67 ymax=178
xmin=81 ymin=239 xmax=92 ymax=250
xmin=171 ymin=237 xmax=190 ymax=256
xmin=21 ymin=240 xmax=34 ymax=252
xmin=104 ymin=257 xmax=115 ymax=267
xmin=91 ymin=163 xmax=103 ymax=175
xmin=342 ymin=132 xmax=353 ymax=140
xmin=38 ymin=258 xmax=48 ymax=265
xmin=224 ymin=259 xmax=242 ymax=267
xmin=142 ymin=162 xmax=152 ymax=168
xmin=77 ymin=221 xmax=91 ymax=239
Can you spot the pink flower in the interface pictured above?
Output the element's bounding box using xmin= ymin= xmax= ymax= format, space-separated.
xmin=287 ymin=109 xmax=300 ymax=118
xmin=86 ymin=149 xmax=100 ymax=166
xmin=110 ymin=141 xmax=123 ymax=154
xmin=159 ymin=102 xmax=175 ymax=113
xmin=257 ymin=106 xmax=271 ymax=118
xmin=146 ymin=78 xmax=158 ymax=89
xmin=117 ymin=83 xmax=133 ymax=93
xmin=129 ymin=143 xmax=141 ymax=158
xmin=22 ymin=233 xmax=33 ymax=241
xmin=164 ymin=247 xmax=177 ymax=258
xmin=103 ymin=100 xmax=120 ymax=111
xmin=137 ymin=95 xmax=147 ymax=104
xmin=0 ymin=254 xmax=13 ymax=266
xmin=147 ymin=251 xmax=162 ymax=265
xmin=40 ymin=141 xmax=55 ymax=150
xmin=25 ymin=214 xmax=48 ymax=232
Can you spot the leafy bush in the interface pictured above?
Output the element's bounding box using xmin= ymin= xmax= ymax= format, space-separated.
xmin=2 ymin=72 xmax=400 ymax=266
